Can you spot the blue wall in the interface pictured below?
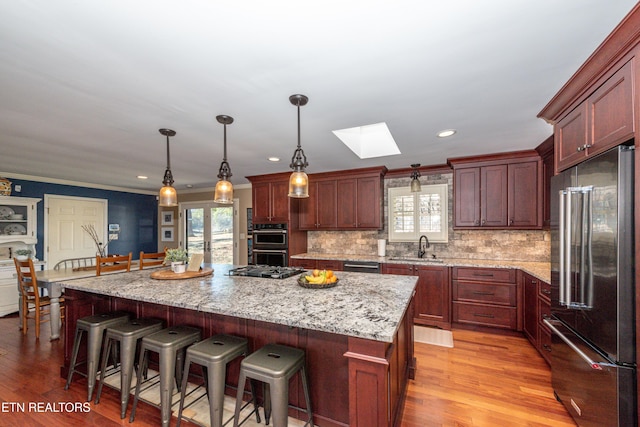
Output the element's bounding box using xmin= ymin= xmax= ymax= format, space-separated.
xmin=7 ymin=179 xmax=158 ymax=259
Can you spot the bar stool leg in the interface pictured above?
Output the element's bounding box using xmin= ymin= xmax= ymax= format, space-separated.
xmin=207 ymin=358 xmax=227 ymax=427
xmin=270 ymin=379 xmax=289 ymax=427
xmin=64 ymin=327 xmax=83 ymax=390
xmin=85 ymin=326 xmax=104 ymax=401
xmin=176 ymin=354 xmax=193 ymax=427
xmin=158 ymin=347 xmax=177 ymax=427
xmin=129 ymin=348 xmax=147 ymax=423
xmin=117 ymin=336 xmax=138 ymax=418
xmin=232 ymin=371 xmax=247 ymax=427
xmin=301 ymin=366 xmax=313 ymax=426
xmin=94 ymin=335 xmax=113 ymax=404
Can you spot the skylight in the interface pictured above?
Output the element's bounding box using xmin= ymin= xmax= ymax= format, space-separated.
xmin=332 ymin=122 xmax=400 ymax=159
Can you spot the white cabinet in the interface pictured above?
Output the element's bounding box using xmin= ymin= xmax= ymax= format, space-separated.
xmin=0 ymin=196 xmax=41 ymax=317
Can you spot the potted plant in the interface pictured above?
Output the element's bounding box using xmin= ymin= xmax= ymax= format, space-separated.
xmin=15 ymin=249 xmax=32 ymax=261
xmin=165 ymin=248 xmax=188 ymax=273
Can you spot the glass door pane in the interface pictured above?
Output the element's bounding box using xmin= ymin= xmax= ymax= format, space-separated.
xmin=210 ymin=206 xmax=233 ymax=264
xmin=185 ymin=207 xmax=207 ymax=262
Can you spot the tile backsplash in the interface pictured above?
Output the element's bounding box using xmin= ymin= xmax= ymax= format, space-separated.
xmin=306 ymin=172 xmax=550 ymax=263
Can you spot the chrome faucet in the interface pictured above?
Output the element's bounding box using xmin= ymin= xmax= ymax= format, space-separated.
xmin=418 ymin=235 xmax=429 ymax=258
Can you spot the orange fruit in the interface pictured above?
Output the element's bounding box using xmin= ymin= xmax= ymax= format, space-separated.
xmin=326 ymin=270 xmax=334 ymax=278
xmin=312 ymin=269 xmax=320 ymax=277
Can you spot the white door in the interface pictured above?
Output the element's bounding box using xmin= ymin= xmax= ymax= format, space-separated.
xmin=180 ymin=200 xmax=238 ymax=264
xmin=45 ymin=195 xmax=108 ymax=268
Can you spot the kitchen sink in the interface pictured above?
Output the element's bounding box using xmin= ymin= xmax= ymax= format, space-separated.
xmin=388 ymin=257 xmax=444 ymax=264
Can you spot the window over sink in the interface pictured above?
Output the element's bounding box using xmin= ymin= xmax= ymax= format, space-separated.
xmin=388 ymin=184 xmax=448 ymax=243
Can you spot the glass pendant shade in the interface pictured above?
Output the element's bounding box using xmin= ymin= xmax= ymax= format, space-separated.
xmin=214 ymin=179 xmax=233 ymax=204
xmin=410 ymin=163 xmax=421 ymax=193
xmin=159 ymin=185 xmax=178 ymax=207
xmin=158 ymin=128 xmax=178 ymax=207
xmin=289 ymin=171 xmax=309 ymax=198
xmin=288 ymin=94 xmax=310 ymax=198
xmin=214 ymin=115 xmax=234 ymax=204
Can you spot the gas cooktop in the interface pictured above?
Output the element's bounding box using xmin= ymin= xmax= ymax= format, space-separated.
xmin=227 ymin=265 xmax=305 ymax=279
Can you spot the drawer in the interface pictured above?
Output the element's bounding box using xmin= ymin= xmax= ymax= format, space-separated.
xmin=452 ymin=301 xmax=517 ymax=329
xmin=452 ymin=267 xmax=516 ymax=283
xmin=538 ymin=297 xmax=551 ymax=324
xmin=317 ymin=259 xmax=344 ymax=271
xmin=452 ymin=281 xmax=516 ymax=306
xmin=538 ymin=279 xmax=551 ymax=301
xmin=290 ymin=259 xmax=317 ymax=270
xmin=538 ymin=324 xmax=552 ymax=364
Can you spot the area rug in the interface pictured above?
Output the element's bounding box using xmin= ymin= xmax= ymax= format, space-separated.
xmin=414 ymin=326 xmax=454 ymax=348
xmin=102 ymin=367 xmax=311 ymax=427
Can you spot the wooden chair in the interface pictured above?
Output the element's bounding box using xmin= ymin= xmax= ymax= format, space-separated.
xmin=14 ymin=257 xmax=65 ymax=339
xmin=96 ymin=253 xmax=132 ymax=276
xmin=139 ymin=250 xmax=166 ymax=270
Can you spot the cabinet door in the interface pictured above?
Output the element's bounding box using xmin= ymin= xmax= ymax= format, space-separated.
xmin=252 ymin=182 xmax=273 ymax=223
xmin=299 ymin=182 xmax=318 ymax=229
xmin=508 ymin=161 xmax=540 ymax=228
xmin=382 ymin=263 xmax=414 ymax=276
xmin=316 ymin=180 xmax=337 ymax=229
xmin=481 ymin=165 xmax=507 ymax=227
xmin=522 ymin=273 xmax=538 ymax=346
xmin=316 ymin=259 xmax=343 ymax=271
xmin=415 ymin=266 xmax=450 ymax=329
xmin=454 ymin=167 xmax=481 ymax=227
xmin=588 ymin=60 xmax=634 ymax=156
xmin=555 ymin=104 xmax=588 ymax=172
xmin=336 ymin=179 xmax=357 ymax=228
xmin=269 ymin=181 xmax=290 ymax=223
xmin=289 ymin=258 xmax=317 ymax=270
xmin=355 ymin=176 xmax=381 ymax=228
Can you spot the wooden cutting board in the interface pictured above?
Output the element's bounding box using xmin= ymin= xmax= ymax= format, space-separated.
xmin=150 ymin=267 xmax=213 ymax=280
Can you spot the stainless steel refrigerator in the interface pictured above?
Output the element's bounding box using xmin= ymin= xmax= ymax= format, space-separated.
xmin=546 ymin=145 xmax=636 ymax=427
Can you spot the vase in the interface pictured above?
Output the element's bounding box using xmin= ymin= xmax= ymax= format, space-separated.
xmin=171 ymin=262 xmax=186 ymax=274
xmin=16 ymin=255 xmax=29 ymax=261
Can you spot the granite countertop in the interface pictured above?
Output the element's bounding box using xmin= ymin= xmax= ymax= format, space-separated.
xmin=291 ymin=253 xmax=551 ymax=283
xmin=59 ymin=264 xmax=417 ymax=343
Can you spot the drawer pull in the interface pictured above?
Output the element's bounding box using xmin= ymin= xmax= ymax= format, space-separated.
xmin=542 ymin=314 xmax=551 ymax=320
xmin=541 ymin=289 xmax=551 ymax=295
xmin=543 ymin=344 xmax=552 ymax=352
xmin=472 ymin=291 xmax=495 ymax=296
xmin=473 ymin=313 xmax=495 ymax=318
xmin=472 ymin=273 xmax=494 ymax=277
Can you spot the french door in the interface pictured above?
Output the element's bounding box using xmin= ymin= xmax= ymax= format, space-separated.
xmin=180 ymin=200 xmax=238 ymax=264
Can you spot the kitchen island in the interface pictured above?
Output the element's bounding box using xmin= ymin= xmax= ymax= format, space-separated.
xmin=59 ymin=264 xmax=417 ymax=427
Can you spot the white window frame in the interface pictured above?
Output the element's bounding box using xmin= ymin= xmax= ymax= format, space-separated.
xmin=388 ymin=184 xmax=448 ymax=243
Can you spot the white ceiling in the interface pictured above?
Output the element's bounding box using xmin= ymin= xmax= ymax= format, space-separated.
xmin=0 ymin=0 xmax=637 ymax=193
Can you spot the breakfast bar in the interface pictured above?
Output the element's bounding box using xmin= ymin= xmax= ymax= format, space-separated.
xmin=58 ymin=265 xmax=417 ymax=427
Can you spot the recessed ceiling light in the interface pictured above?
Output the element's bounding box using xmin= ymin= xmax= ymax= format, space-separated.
xmin=268 ymin=157 xmax=280 ymax=162
xmin=333 ymin=122 xmax=400 ymax=159
xmin=437 ymin=129 xmax=456 ymax=138
xmin=186 ymin=184 xmax=193 ymax=188
xmin=137 ymin=175 xmax=148 ymax=179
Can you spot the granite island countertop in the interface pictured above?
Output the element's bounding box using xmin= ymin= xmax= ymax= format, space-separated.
xmin=291 ymin=253 xmax=551 ymax=283
xmin=59 ymin=264 xmax=417 ymax=343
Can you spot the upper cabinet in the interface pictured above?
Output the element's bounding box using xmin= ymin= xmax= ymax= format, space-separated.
xmin=299 ymin=166 xmax=386 ymax=231
xmin=449 ymin=151 xmax=542 ymax=229
xmin=554 ymin=60 xmax=634 ymax=172
xmin=0 ymin=196 xmax=40 ymax=245
xmin=247 ymin=173 xmax=296 ymax=224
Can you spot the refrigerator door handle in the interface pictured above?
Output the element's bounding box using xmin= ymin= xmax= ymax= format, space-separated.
xmin=564 ymin=189 xmax=572 ymax=306
xmin=559 ymin=189 xmax=566 ymax=305
xmin=544 ymin=318 xmax=615 ymax=370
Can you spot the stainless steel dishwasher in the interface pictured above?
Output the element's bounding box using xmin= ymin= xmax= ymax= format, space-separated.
xmin=342 ymin=261 xmax=380 ymax=273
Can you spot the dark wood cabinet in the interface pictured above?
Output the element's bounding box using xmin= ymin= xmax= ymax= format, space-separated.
xmin=451 ymin=267 xmax=520 ymax=330
xmin=299 ymin=179 xmax=337 ymax=229
xmin=451 ymin=152 xmax=542 ymax=229
xmin=289 ymin=258 xmax=344 ymax=271
xmin=522 ymin=272 xmax=552 ymax=365
xmin=536 ymin=135 xmax=554 ymax=229
xmin=382 ymin=263 xmax=450 ymax=329
xmin=249 ymin=178 xmax=290 ymax=223
xmin=555 ymin=60 xmax=634 ymax=172
xmin=336 ymin=176 xmax=383 ymax=229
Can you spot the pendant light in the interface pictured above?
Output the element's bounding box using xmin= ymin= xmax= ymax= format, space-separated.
xmin=158 ymin=128 xmax=178 ymax=207
xmin=288 ymin=94 xmax=310 ymax=198
xmin=410 ymin=163 xmax=422 ymax=193
xmin=213 ymin=115 xmax=234 ymax=204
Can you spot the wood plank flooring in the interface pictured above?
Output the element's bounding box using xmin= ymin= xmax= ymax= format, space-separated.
xmin=0 ymin=314 xmax=575 ymax=426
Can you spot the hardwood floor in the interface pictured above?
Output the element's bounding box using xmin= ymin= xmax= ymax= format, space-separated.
xmin=401 ymin=327 xmax=576 ymax=427
xmin=0 ymin=314 xmax=574 ymax=426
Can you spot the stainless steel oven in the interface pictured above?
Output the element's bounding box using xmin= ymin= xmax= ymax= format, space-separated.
xmin=253 ymin=249 xmax=288 ymax=267
xmin=252 ymin=223 xmax=288 ymax=248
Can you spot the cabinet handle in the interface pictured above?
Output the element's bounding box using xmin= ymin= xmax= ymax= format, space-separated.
xmin=474 ymin=219 xmax=480 ymax=226
xmin=473 ymin=313 xmax=495 ymax=318
xmin=509 ymin=219 xmax=513 ymax=226
xmin=481 ymin=219 xmax=486 ymax=226
xmin=542 ymin=314 xmax=551 ymax=320
xmin=472 ymin=273 xmax=494 ymax=277
xmin=472 ymin=291 xmax=495 ymax=296
xmin=541 ymin=289 xmax=551 ymax=295
xmin=543 ymin=344 xmax=552 ymax=352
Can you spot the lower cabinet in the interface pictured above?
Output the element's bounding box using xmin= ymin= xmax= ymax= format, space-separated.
xmin=290 ymin=258 xmax=344 ymax=271
xmin=382 ymin=263 xmax=451 ymax=329
xmin=522 ymin=271 xmax=552 ymax=364
xmin=451 ymin=267 xmax=520 ymax=330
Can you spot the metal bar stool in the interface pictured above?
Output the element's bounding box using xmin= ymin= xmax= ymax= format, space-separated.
xmin=129 ymin=325 xmax=201 ymax=427
xmin=93 ymin=318 xmax=164 ymax=418
xmin=233 ymin=344 xmax=313 ymax=427
xmin=176 ymin=334 xmax=261 ymax=427
xmin=64 ymin=311 xmax=130 ymax=402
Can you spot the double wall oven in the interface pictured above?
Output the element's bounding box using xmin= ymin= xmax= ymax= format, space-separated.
xmin=252 ymin=223 xmax=288 ymax=266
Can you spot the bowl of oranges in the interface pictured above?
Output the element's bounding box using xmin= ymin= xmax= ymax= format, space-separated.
xmin=298 ymin=269 xmax=339 ymax=289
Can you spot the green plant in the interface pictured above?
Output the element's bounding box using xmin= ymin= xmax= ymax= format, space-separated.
xmin=165 ymin=248 xmax=188 ymax=263
xmin=15 ymin=249 xmax=31 ymax=256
